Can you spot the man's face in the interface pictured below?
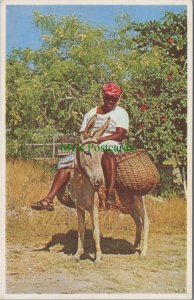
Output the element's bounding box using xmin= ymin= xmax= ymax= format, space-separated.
xmin=102 ymin=94 xmax=119 ymax=112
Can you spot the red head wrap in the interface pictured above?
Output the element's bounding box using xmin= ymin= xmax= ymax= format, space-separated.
xmin=102 ymin=83 xmax=122 ymax=98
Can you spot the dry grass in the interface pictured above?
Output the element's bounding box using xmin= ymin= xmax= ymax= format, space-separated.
xmin=6 ymin=160 xmax=187 ymax=247
xmin=146 ymin=196 xmax=187 ymax=234
xmin=6 ymin=160 xmax=188 ymax=294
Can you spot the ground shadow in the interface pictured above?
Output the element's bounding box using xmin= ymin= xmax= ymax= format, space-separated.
xmin=33 ymin=229 xmax=138 ymax=259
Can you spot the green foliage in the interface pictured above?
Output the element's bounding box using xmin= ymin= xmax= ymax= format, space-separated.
xmin=6 ymin=10 xmax=187 ymax=174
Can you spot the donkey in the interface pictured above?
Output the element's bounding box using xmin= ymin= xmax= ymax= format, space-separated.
xmin=66 ymin=115 xmax=150 ymax=262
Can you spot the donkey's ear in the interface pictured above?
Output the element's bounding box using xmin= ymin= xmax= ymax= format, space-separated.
xmin=84 ymin=114 xmax=97 ymax=138
xmin=79 ymin=132 xmax=84 ymax=144
xmin=93 ymin=117 xmax=111 ymax=138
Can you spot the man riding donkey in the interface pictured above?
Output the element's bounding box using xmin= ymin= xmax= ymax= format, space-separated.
xmin=31 ymin=83 xmax=129 ymax=211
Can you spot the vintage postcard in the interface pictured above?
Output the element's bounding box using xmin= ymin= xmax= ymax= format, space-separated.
xmin=0 ymin=0 xmax=193 ymax=299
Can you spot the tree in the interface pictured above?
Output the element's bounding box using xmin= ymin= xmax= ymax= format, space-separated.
xmin=6 ymin=11 xmax=134 ymax=155
xmin=116 ymin=11 xmax=187 ymax=193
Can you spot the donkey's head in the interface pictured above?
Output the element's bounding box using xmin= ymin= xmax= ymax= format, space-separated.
xmin=77 ymin=115 xmax=110 ymax=190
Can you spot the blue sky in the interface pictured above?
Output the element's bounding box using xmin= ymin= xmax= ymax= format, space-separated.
xmin=6 ymin=5 xmax=186 ymax=53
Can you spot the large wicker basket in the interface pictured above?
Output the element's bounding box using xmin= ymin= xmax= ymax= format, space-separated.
xmin=116 ymin=149 xmax=160 ymax=196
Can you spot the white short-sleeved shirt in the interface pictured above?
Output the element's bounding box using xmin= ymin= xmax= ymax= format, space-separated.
xmin=79 ymin=106 xmax=129 ymax=137
xmin=58 ymin=106 xmax=129 ymax=167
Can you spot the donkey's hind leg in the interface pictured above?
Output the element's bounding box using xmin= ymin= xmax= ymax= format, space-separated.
xmin=134 ymin=196 xmax=150 ymax=257
xmin=74 ymin=206 xmax=85 ymax=261
xmin=117 ymin=191 xmax=142 ymax=251
xmin=129 ymin=205 xmax=143 ymax=249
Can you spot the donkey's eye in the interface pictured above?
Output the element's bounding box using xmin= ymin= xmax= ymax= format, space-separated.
xmin=84 ymin=151 xmax=92 ymax=158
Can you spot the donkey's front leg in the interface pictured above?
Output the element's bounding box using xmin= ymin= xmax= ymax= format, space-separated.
xmin=74 ymin=206 xmax=85 ymax=261
xmin=90 ymin=193 xmax=102 ymax=263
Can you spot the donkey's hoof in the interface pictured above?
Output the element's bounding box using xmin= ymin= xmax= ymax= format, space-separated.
xmin=140 ymin=251 xmax=147 ymax=258
xmin=94 ymin=256 xmax=103 ymax=265
xmin=94 ymin=260 xmax=102 ymax=266
xmin=72 ymin=255 xmax=81 ymax=263
xmin=134 ymin=247 xmax=141 ymax=255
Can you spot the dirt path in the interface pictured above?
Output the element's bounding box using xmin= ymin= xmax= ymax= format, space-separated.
xmin=6 ymin=233 xmax=186 ymax=295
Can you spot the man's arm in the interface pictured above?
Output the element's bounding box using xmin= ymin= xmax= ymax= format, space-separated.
xmin=97 ymin=127 xmax=127 ymax=144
